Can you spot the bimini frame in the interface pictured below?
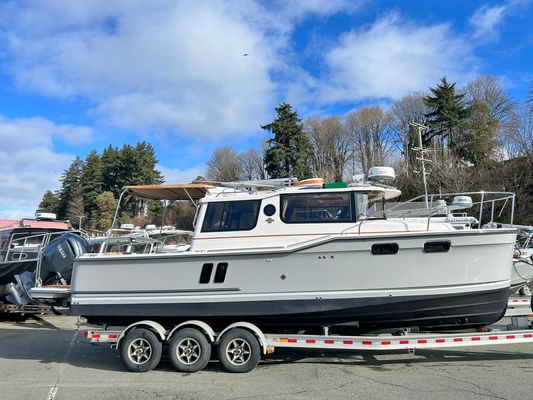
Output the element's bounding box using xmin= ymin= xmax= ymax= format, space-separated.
xmin=108 ymin=184 xmax=215 ymax=236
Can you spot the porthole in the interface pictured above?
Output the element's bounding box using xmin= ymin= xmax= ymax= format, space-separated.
xmin=263 ymin=204 xmax=276 ymax=216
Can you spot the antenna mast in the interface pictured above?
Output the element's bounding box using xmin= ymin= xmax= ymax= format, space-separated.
xmin=410 ymin=122 xmax=431 ymax=207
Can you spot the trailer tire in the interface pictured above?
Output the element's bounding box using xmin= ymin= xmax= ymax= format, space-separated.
xmin=217 ymin=328 xmax=260 ymax=373
xmin=120 ymin=328 xmax=162 ymax=372
xmin=169 ymin=328 xmax=211 ymax=372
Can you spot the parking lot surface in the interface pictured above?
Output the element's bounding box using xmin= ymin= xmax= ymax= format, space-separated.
xmin=1 ymin=314 xmax=533 ymax=400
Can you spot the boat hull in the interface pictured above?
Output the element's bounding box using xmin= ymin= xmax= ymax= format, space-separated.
xmin=75 ymin=287 xmax=508 ymax=330
xmin=69 ymin=230 xmax=516 ymax=330
xmin=0 ymin=259 xmax=38 ymax=285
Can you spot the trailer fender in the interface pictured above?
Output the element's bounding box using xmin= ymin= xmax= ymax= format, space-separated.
xmin=217 ymin=322 xmax=268 ymax=354
xmin=167 ymin=320 xmax=216 ymax=343
xmin=116 ymin=320 xmax=166 ymax=349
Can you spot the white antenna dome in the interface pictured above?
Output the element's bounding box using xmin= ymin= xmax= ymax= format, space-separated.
xmin=367 ymin=167 xmax=396 ymax=182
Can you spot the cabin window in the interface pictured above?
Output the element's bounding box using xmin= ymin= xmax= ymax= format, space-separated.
xmin=371 ymin=243 xmax=399 ymax=255
xmin=201 ymin=200 xmax=261 ymax=232
xmin=281 ymin=192 xmax=354 ymax=223
xmin=423 ymin=241 xmax=451 ymax=253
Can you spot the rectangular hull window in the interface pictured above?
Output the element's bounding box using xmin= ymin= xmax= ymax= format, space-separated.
xmin=214 ymin=262 xmax=228 ymax=283
xmin=371 ymin=243 xmax=399 ymax=255
xmin=424 ymin=241 xmax=451 ymax=253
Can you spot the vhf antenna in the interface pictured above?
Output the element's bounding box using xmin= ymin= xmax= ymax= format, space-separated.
xmin=410 ymin=122 xmax=431 ymax=207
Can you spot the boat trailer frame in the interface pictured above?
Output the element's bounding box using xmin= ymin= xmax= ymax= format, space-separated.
xmin=80 ymin=297 xmax=533 ymax=372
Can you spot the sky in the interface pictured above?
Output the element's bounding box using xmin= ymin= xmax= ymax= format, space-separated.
xmin=0 ymin=0 xmax=532 ymax=218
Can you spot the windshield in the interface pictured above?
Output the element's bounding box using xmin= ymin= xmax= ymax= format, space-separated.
xmin=355 ymin=194 xmax=385 ymax=219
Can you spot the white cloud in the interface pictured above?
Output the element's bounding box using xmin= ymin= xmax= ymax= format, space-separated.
xmin=0 ymin=1 xmax=278 ymax=138
xmin=0 ymin=1 xmax=362 ymax=139
xmin=0 ymin=115 xmax=93 ymax=218
xmin=470 ymin=4 xmax=507 ymax=41
xmin=469 ymin=0 xmax=531 ymax=42
xmin=311 ymin=14 xmax=477 ymax=103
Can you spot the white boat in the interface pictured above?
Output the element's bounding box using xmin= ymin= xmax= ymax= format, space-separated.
xmin=31 ymin=172 xmax=517 ymax=332
xmin=508 ymin=226 xmax=533 ymax=294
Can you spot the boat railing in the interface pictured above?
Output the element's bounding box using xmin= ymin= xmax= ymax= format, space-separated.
xmin=4 ymin=231 xmax=67 ymax=263
xmin=154 ymin=232 xmax=193 ymax=253
xmin=382 ymin=191 xmax=516 ymax=231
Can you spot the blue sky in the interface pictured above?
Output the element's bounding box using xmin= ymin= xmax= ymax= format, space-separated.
xmin=0 ymin=0 xmax=532 ymax=218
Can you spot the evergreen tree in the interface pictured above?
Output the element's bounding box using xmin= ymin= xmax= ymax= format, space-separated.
xmin=424 ymin=77 xmax=468 ymax=147
xmin=81 ymin=150 xmax=102 ymax=220
xmin=118 ymin=142 xmax=164 ymax=216
xmin=134 ymin=142 xmax=164 ymax=185
xmin=91 ymin=191 xmax=117 ymax=231
xmin=460 ymin=99 xmax=498 ymax=165
xmin=37 ymin=190 xmax=59 ymax=214
xmin=57 ymin=157 xmax=84 ymax=219
xmin=262 ymin=103 xmax=312 ymax=179
xmin=101 ymin=145 xmax=121 ymax=196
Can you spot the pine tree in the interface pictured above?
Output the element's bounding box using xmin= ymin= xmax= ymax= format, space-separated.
xmin=424 ymin=77 xmax=468 ymax=148
xmin=118 ymin=142 xmax=164 ymax=216
xmin=262 ymin=103 xmax=312 ymax=179
xmin=81 ymin=150 xmax=102 ymax=220
xmin=37 ymin=190 xmax=59 ymax=214
xmin=57 ymin=157 xmax=84 ymax=219
xmin=101 ymin=145 xmax=121 ymax=196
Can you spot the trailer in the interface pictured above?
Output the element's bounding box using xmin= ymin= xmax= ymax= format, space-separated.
xmin=0 ymin=302 xmax=51 ymax=315
xmin=80 ymin=297 xmax=533 ymax=374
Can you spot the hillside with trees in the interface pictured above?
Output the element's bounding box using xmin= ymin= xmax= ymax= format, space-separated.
xmin=37 ymin=75 xmax=533 ymax=228
xmin=37 ymin=142 xmax=163 ymax=230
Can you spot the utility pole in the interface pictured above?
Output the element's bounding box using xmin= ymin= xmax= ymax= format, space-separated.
xmin=410 ymin=122 xmax=431 ymax=207
xmin=78 ymin=215 xmax=86 ymax=230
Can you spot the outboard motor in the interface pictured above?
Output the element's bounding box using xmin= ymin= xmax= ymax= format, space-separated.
xmin=7 ymin=233 xmax=89 ymax=305
xmin=39 ymin=232 xmax=89 ymax=283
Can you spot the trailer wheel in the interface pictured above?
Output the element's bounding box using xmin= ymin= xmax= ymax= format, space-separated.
xmin=519 ymin=285 xmax=532 ymax=297
xmin=120 ymin=328 xmax=162 ymax=372
xmin=217 ymin=328 xmax=260 ymax=373
xmin=169 ymin=328 xmax=211 ymax=372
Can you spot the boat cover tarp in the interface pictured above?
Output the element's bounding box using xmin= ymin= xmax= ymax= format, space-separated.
xmin=124 ymin=184 xmax=215 ymax=201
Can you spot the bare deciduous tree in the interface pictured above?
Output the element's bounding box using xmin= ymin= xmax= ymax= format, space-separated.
xmin=306 ymin=116 xmax=351 ymax=182
xmin=239 ymin=148 xmax=266 ymax=180
xmin=205 ymin=146 xmax=243 ymax=182
xmin=464 ymin=76 xmax=516 ymax=126
xmin=346 ymin=106 xmax=394 ymax=174
xmin=506 ymin=103 xmax=533 ymax=158
xmin=389 ymin=92 xmax=429 ymax=167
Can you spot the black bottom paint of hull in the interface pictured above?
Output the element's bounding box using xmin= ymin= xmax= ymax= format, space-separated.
xmin=76 ymin=288 xmax=510 ymax=331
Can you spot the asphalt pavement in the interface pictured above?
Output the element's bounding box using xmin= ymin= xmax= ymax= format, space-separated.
xmin=0 ymin=314 xmax=533 ymax=400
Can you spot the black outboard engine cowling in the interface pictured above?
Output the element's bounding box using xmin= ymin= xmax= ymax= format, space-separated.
xmin=39 ymin=232 xmax=89 ymax=283
xmin=7 ymin=232 xmax=89 ymax=305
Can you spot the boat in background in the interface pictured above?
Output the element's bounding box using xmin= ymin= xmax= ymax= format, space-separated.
xmin=1 ymin=214 xmax=71 ymax=303
xmin=507 ymin=225 xmax=533 ymax=295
